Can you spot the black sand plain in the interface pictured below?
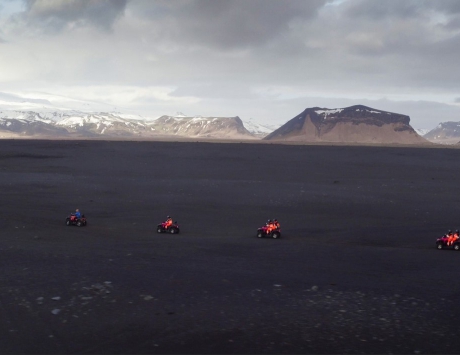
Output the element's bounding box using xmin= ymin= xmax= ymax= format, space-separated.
xmin=1 ymin=139 xmax=460 ymax=354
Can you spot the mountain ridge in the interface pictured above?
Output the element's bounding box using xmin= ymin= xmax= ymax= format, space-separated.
xmin=0 ymin=109 xmax=264 ymax=139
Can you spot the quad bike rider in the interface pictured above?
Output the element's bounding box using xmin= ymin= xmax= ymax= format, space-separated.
xmin=436 ymin=229 xmax=460 ymax=250
xmin=66 ymin=208 xmax=87 ymax=227
xmin=448 ymin=230 xmax=460 ymax=245
xmin=157 ymin=216 xmax=180 ymax=234
xmin=257 ymin=219 xmax=281 ymax=239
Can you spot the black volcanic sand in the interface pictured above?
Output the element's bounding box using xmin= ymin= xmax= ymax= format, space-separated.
xmin=1 ymin=139 xmax=460 ymax=354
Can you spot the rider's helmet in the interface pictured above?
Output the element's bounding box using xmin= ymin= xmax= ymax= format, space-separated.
xmin=456 ymin=230 xmax=459 ymax=234
xmin=167 ymin=215 xmax=170 ymax=219
xmin=448 ymin=230 xmax=453 ymax=234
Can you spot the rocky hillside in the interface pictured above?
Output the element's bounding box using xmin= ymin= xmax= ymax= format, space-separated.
xmin=423 ymin=122 xmax=460 ymax=144
xmin=264 ymin=105 xmax=427 ymax=144
xmin=0 ymin=110 xmax=258 ymax=140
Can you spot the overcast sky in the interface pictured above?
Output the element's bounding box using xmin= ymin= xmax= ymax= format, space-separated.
xmin=1 ymin=0 xmax=460 ymax=129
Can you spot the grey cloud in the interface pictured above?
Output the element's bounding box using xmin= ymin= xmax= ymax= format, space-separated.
xmin=0 ymin=91 xmax=25 ymax=102
xmin=455 ymin=98 xmax=460 ymax=103
xmin=431 ymin=0 xmax=460 ymax=14
xmin=294 ymin=0 xmax=460 ymax=88
xmin=344 ymin=0 xmax=422 ymax=19
xmin=344 ymin=0 xmax=460 ymax=20
xmin=0 ymin=91 xmax=51 ymax=105
xmin=21 ymin=0 xmax=127 ymax=32
xmin=130 ymin=0 xmax=327 ymax=49
xmin=170 ymin=83 xmax=257 ymax=100
xmin=441 ymin=15 xmax=460 ymax=30
xmin=406 ymin=34 xmax=460 ymax=86
xmin=0 ymin=22 xmax=6 ymax=42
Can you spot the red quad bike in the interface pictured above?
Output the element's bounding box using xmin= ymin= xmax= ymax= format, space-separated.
xmin=257 ymin=225 xmax=281 ymax=239
xmin=436 ymin=235 xmax=460 ymax=250
xmin=157 ymin=221 xmax=180 ymax=234
xmin=66 ymin=214 xmax=87 ymax=227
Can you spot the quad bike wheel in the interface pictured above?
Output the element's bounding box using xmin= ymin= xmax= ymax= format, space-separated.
xmin=454 ymin=244 xmax=460 ymax=251
xmin=66 ymin=220 xmax=70 ymax=226
xmin=157 ymin=227 xmax=163 ymax=233
xmin=76 ymin=220 xmax=82 ymax=227
xmin=437 ymin=243 xmax=443 ymax=250
xmin=257 ymin=231 xmax=264 ymax=238
xmin=170 ymin=227 xmax=177 ymax=234
xmin=272 ymin=231 xmax=280 ymax=239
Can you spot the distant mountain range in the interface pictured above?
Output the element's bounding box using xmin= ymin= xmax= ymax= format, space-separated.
xmin=0 ymin=109 xmax=276 ymax=140
xmin=264 ymin=105 xmax=427 ymax=144
xmin=3 ymin=103 xmax=458 ymax=145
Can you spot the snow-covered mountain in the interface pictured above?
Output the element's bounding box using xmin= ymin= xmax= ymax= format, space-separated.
xmin=0 ymin=109 xmax=264 ymax=140
xmin=0 ymin=110 xmax=148 ymax=138
xmin=0 ymin=110 xmax=71 ymax=137
xmin=243 ymin=118 xmax=280 ymax=138
xmin=414 ymin=128 xmax=430 ymax=137
xmin=424 ymin=122 xmax=460 ymax=144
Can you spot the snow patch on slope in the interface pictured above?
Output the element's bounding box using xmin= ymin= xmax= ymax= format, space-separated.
xmin=315 ymin=109 xmax=344 ymax=119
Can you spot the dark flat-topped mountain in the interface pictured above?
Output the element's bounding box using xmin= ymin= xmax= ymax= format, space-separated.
xmin=264 ymin=105 xmax=427 ymax=144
